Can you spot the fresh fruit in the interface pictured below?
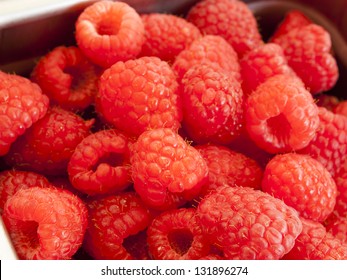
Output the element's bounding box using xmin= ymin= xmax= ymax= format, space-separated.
xmin=2 ymin=187 xmax=88 ymax=260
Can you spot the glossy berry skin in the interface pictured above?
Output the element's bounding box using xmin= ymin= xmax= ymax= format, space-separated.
xmin=4 ymin=107 xmax=93 ymax=176
xmin=0 ymin=71 xmax=49 ymax=156
xmin=284 ymin=218 xmax=347 ymax=260
xmin=68 ymin=129 xmax=132 ymax=196
xmin=75 ymin=0 xmax=145 ymax=68
xmin=298 ymin=107 xmax=347 ymax=177
xmin=245 ymin=74 xmax=319 ymax=154
xmin=83 ymin=192 xmax=152 ymax=260
xmin=96 ymin=56 xmax=182 ymax=137
xmin=31 ymin=46 xmax=99 ymax=111
xmin=2 ymin=187 xmax=88 ymax=260
xmin=187 ymin=0 xmax=263 ymax=57
xmin=147 ymin=208 xmax=210 ymax=260
xmin=271 ymin=24 xmax=338 ymax=94
xmin=140 ymin=13 xmax=201 ymax=63
xmin=0 ymin=170 xmax=51 ymax=214
xmin=195 ymin=144 xmax=263 ymax=197
xmin=181 ymin=64 xmax=244 ymax=145
xmin=197 ymin=185 xmax=302 ymax=260
xmin=130 ymin=128 xmax=209 ymax=209
xmin=262 ymin=153 xmax=337 ymax=222
xmin=172 ymin=35 xmax=240 ymax=82
xmin=240 ymin=43 xmax=295 ymax=96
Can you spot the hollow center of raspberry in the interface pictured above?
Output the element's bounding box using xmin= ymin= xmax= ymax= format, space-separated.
xmin=64 ymin=65 xmax=85 ymax=91
xmin=97 ymin=17 xmax=121 ymax=36
xmin=168 ymin=229 xmax=193 ymax=256
xmin=91 ymin=153 xmax=125 ymax=172
xmin=18 ymin=220 xmax=40 ymax=250
xmin=266 ymin=113 xmax=292 ymax=146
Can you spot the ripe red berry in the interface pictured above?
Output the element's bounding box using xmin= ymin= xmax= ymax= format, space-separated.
xmin=83 ymin=192 xmax=152 ymax=260
xmin=147 ymin=208 xmax=210 ymax=260
xmin=262 ymin=153 xmax=337 ymax=222
xmin=195 ymin=144 xmax=263 ymax=197
xmin=245 ymin=74 xmax=320 ymax=154
xmin=332 ymin=158 xmax=347 ymax=216
xmin=2 ymin=187 xmax=88 ymax=260
xmin=334 ymin=100 xmax=347 ymax=118
xmin=31 ymin=46 xmax=99 ymax=111
xmin=187 ymin=0 xmax=263 ymax=57
xmin=96 ymin=56 xmax=182 ymax=137
xmin=298 ymin=107 xmax=347 ymax=177
xmin=197 ymin=185 xmax=302 ymax=260
xmin=271 ymin=24 xmax=338 ymax=94
xmin=4 ymin=106 xmax=94 ymax=175
xmin=75 ymin=0 xmax=145 ymax=68
xmin=68 ymin=129 xmax=132 ymax=196
xmin=130 ymin=128 xmax=208 ymax=209
xmin=0 ymin=170 xmax=51 ymax=214
xmin=140 ymin=13 xmax=201 ymax=63
xmin=181 ymin=63 xmax=244 ymax=145
xmin=0 ymin=71 xmax=49 ymax=156
xmin=172 ymin=35 xmax=240 ymax=82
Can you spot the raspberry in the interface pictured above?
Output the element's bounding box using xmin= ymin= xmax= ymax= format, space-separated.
xmin=83 ymin=192 xmax=152 ymax=260
xmin=2 ymin=187 xmax=88 ymax=260
xmin=96 ymin=56 xmax=182 ymax=137
xmin=75 ymin=0 xmax=145 ymax=68
xmin=0 ymin=71 xmax=49 ymax=156
xmin=172 ymin=35 xmax=240 ymax=82
xmin=68 ymin=129 xmax=132 ymax=196
xmin=140 ymin=13 xmax=201 ymax=63
xmin=334 ymin=100 xmax=347 ymax=118
xmin=284 ymin=217 xmax=347 ymax=260
xmin=262 ymin=153 xmax=337 ymax=222
xmin=332 ymin=159 xmax=347 ymax=216
xmin=298 ymin=107 xmax=347 ymax=177
xmin=130 ymin=128 xmax=208 ymax=209
xmin=147 ymin=208 xmax=210 ymax=260
xmin=271 ymin=24 xmax=338 ymax=94
xmin=180 ymin=63 xmax=244 ymax=145
xmin=4 ymin=106 xmax=94 ymax=175
xmin=245 ymin=74 xmax=320 ymax=154
xmin=122 ymin=230 xmax=151 ymax=260
xmin=240 ymin=43 xmax=295 ymax=96
xmin=0 ymin=170 xmax=50 ymax=215
xmin=197 ymin=185 xmax=302 ymax=260
xmin=195 ymin=144 xmax=263 ymax=197
xmin=187 ymin=0 xmax=263 ymax=57
xmin=30 ymin=46 xmax=99 ymax=111
xmin=270 ymin=10 xmax=312 ymax=41
xmin=325 ymin=214 xmax=347 ymax=244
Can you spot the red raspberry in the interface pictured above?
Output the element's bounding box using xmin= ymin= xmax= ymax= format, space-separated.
xmin=332 ymin=159 xmax=347 ymax=216
xmin=4 ymin=106 xmax=94 ymax=175
xmin=2 ymin=187 xmax=88 ymax=260
xmin=316 ymin=94 xmax=340 ymax=111
xmin=262 ymin=153 xmax=337 ymax=222
xmin=75 ymin=0 xmax=145 ymax=68
xmin=147 ymin=208 xmax=210 ymax=260
xmin=334 ymin=100 xmax=347 ymax=118
xmin=83 ymin=192 xmax=152 ymax=260
xmin=96 ymin=56 xmax=182 ymax=137
xmin=325 ymin=214 xmax=347 ymax=244
xmin=0 ymin=71 xmax=49 ymax=156
xmin=30 ymin=46 xmax=99 ymax=111
xmin=195 ymin=144 xmax=263 ymax=197
xmin=197 ymin=185 xmax=302 ymax=260
xmin=245 ymin=74 xmax=320 ymax=154
xmin=181 ymin=63 xmax=244 ymax=145
xmin=172 ymin=35 xmax=240 ymax=82
xmin=130 ymin=128 xmax=208 ymax=209
xmin=284 ymin=218 xmax=347 ymax=260
xmin=187 ymin=0 xmax=263 ymax=57
xmin=240 ymin=43 xmax=295 ymax=96
xmin=298 ymin=107 xmax=347 ymax=177
xmin=270 ymin=10 xmax=312 ymax=41
xmin=0 ymin=170 xmax=50 ymax=214
xmin=122 ymin=230 xmax=151 ymax=260
xmin=140 ymin=13 xmax=201 ymax=63
xmin=68 ymin=129 xmax=132 ymax=196
xmin=271 ymin=24 xmax=338 ymax=94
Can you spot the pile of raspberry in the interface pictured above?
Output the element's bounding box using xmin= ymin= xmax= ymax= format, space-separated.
xmin=1 ymin=0 xmax=347 ymax=260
